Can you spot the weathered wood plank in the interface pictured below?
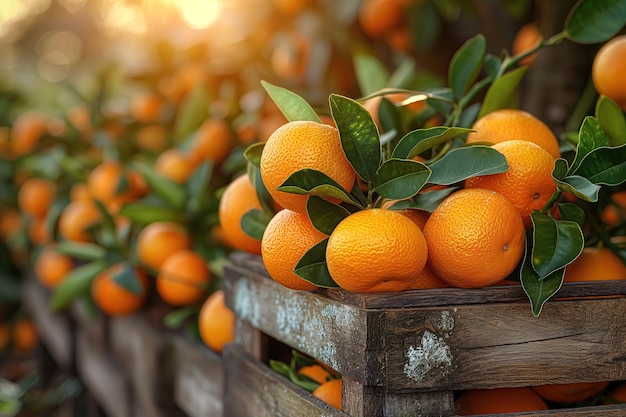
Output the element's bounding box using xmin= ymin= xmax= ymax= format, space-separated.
xmin=469 ymin=403 xmax=626 ymax=416
xmin=75 ymin=329 xmax=132 ymax=417
xmin=70 ymin=299 xmax=109 ymax=349
xmin=385 ymin=298 xmax=626 ymax=390
xmin=224 ymin=262 xmax=385 ymax=386
xmin=172 ymin=336 xmax=223 ymax=417
xmin=223 ymin=343 xmax=349 ymax=417
xmin=21 ymin=277 xmax=74 ymax=370
xmin=229 ymin=253 xmax=626 ymax=308
xmin=109 ymin=315 xmax=184 ymax=417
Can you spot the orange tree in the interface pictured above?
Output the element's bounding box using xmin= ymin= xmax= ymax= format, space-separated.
xmin=242 ymin=0 xmax=626 ymax=316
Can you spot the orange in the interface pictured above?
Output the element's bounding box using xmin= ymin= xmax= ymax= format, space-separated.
xmin=156 ymin=249 xmax=211 ymax=306
xmin=592 ymin=34 xmax=626 ymax=111
xmin=465 ymin=140 xmax=557 ymax=229
xmin=512 ymin=23 xmax=542 ymax=66
xmin=10 ymin=110 xmax=48 ymax=156
xmin=424 ymin=188 xmax=525 ymax=288
xmin=465 ymin=108 xmax=561 ymax=159
xmin=532 ymin=381 xmax=610 ymax=404
xmin=563 ymin=247 xmax=626 ymax=282
xmin=28 ymin=217 xmax=51 ymax=245
xmin=130 ymin=93 xmax=164 ymax=123
xmin=136 ymin=221 xmax=191 ymax=272
xmin=604 ymin=382 xmax=626 ymax=403
xmin=91 ymin=263 xmax=149 ymax=316
xmin=406 ymin=264 xmax=451 ymax=290
xmin=258 ymin=113 xmax=287 ymax=143
xmin=57 ymin=199 xmax=101 ymax=242
xmin=262 ymin=209 xmax=325 ymax=291
xmin=35 ymin=244 xmax=74 ymax=289
xmin=455 ymin=387 xmax=548 ymax=415
xmin=87 ymin=160 xmax=137 ymax=206
xmin=601 ymin=190 xmax=626 ymax=226
xmin=153 ymin=149 xmax=195 ymax=183
xmin=11 ymin=318 xmax=38 ymax=353
xmin=69 ymin=182 xmax=91 ymax=201
xmin=218 ymin=174 xmax=264 ymax=254
xmin=198 ymin=289 xmax=235 ymax=353
xmin=0 ymin=209 xmax=23 ymax=243
xmin=135 ymin=124 xmax=168 ymax=152
xmin=358 ymin=0 xmax=407 ymax=38
xmin=270 ymin=31 xmax=311 ymax=82
xmin=260 ymin=121 xmax=356 ymax=214
xmin=17 ymin=177 xmax=56 ymax=218
xmin=326 ymin=208 xmax=428 ymax=292
xmin=362 ymin=93 xmax=427 ymax=129
xmin=312 ymin=378 xmax=342 ymax=410
xmin=299 ymin=364 xmax=332 ymax=384
xmin=187 ymin=118 xmax=232 ymax=165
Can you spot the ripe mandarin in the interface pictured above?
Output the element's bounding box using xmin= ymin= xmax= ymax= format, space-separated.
xmin=91 ymin=264 xmax=149 ymax=316
xmin=455 ymin=387 xmax=548 ymax=415
xmin=423 ymin=188 xmax=525 ymax=288
xmin=465 ymin=140 xmax=557 ymax=229
xmin=465 ymin=109 xmax=561 ymax=159
xmin=564 ymin=247 xmax=626 ymax=282
xmin=198 ymin=289 xmax=235 ymax=353
xmin=532 ymin=381 xmax=610 ymax=404
xmin=218 ymin=174 xmax=264 ymax=254
xmin=259 ymin=121 xmax=356 ymax=214
xmin=261 ymin=209 xmax=325 ymax=291
xmin=312 ymin=378 xmax=342 ymax=410
xmin=592 ymin=34 xmax=626 ymax=111
xmin=136 ymin=221 xmax=191 ymax=272
xmin=35 ymin=245 xmax=73 ymax=289
xmin=156 ymin=249 xmax=211 ymax=306
xmin=326 ymin=209 xmax=428 ymax=292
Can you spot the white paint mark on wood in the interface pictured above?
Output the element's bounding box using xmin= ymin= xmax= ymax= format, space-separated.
xmin=404 ymin=330 xmax=453 ymax=383
xmin=438 ymin=311 xmax=455 ymax=337
xmin=233 ymin=278 xmax=260 ymax=327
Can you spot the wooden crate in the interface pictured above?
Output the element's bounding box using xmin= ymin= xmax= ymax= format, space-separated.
xmin=223 ymin=253 xmax=626 ymax=417
xmin=172 ymin=335 xmax=224 ymax=417
xmin=22 ymin=277 xmax=74 ymax=371
xmin=223 ymin=342 xmax=350 ymax=417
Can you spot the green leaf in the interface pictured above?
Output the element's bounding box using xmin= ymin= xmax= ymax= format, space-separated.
xmin=570 ymin=116 xmax=609 ymax=174
xmin=244 ymin=142 xmax=264 ymax=168
xmin=520 ymin=235 xmax=565 ymax=317
xmin=330 ymin=94 xmax=381 ymax=182
xmin=555 ymin=175 xmax=601 ymax=202
xmin=428 ymin=146 xmax=509 ymax=185
xmin=564 ymin=0 xmax=626 ymax=44
xmin=118 ymin=202 xmax=186 ymax=225
xmin=574 ymin=144 xmax=626 ymax=186
xmin=449 ymin=34 xmax=486 ymax=101
xmin=56 ymin=241 xmax=106 ymax=261
xmin=556 ymin=202 xmax=586 ymax=228
xmin=112 ymin=263 xmax=142 ymax=294
xmin=386 ymin=186 xmax=457 ymax=213
xmin=484 ymin=54 xmax=502 ymax=80
xmin=391 ymin=127 xmax=473 ymax=159
xmin=530 ymin=212 xmax=585 ymax=279
xmin=408 ymin=0 xmax=441 ymax=51
xmin=552 ymin=158 xmax=569 ymax=181
xmin=134 ymin=163 xmax=186 ymax=210
xmin=354 ymin=53 xmax=389 ymax=96
xmin=306 ymin=197 xmax=350 ymax=235
xmin=50 ymin=260 xmax=108 ymax=311
xmin=293 ymin=238 xmax=339 ymax=288
xmin=372 ymin=159 xmax=431 ymax=200
xmin=596 ymin=95 xmax=626 ymax=146
xmin=479 ymin=67 xmax=527 ymax=118
xmin=240 ymin=208 xmax=270 ymax=241
xmin=164 ymin=305 xmax=198 ymax=329
xmin=186 ymin=160 xmax=213 ymax=215
xmin=248 ymin=165 xmax=276 ymax=218
xmin=174 ymin=84 xmax=210 ymax=141
xmin=458 ymin=103 xmax=481 ymax=129
xmin=278 ymin=169 xmax=364 ymax=208
xmin=378 ymin=98 xmax=402 ymax=136
xmin=261 ymin=81 xmax=321 ymax=123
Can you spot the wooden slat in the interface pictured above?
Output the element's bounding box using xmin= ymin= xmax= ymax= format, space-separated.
xmin=172 ymin=336 xmax=223 ymax=417
xmin=21 ymin=277 xmax=74 ymax=370
xmin=223 ymin=343 xmax=349 ymax=417
xmin=229 ymin=252 xmax=626 ymax=309
xmin=224 ymin=263 xmax=385 ymax=386
xmin=384 ymin=298 xmax=626 ymax=390
xmin=468 ymin=404 xmax=626 ymax=416
xmin=109 ymin=315 xmax=184 ymax=417
xmin=75 ymin=329 xmax=132 ymax=417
